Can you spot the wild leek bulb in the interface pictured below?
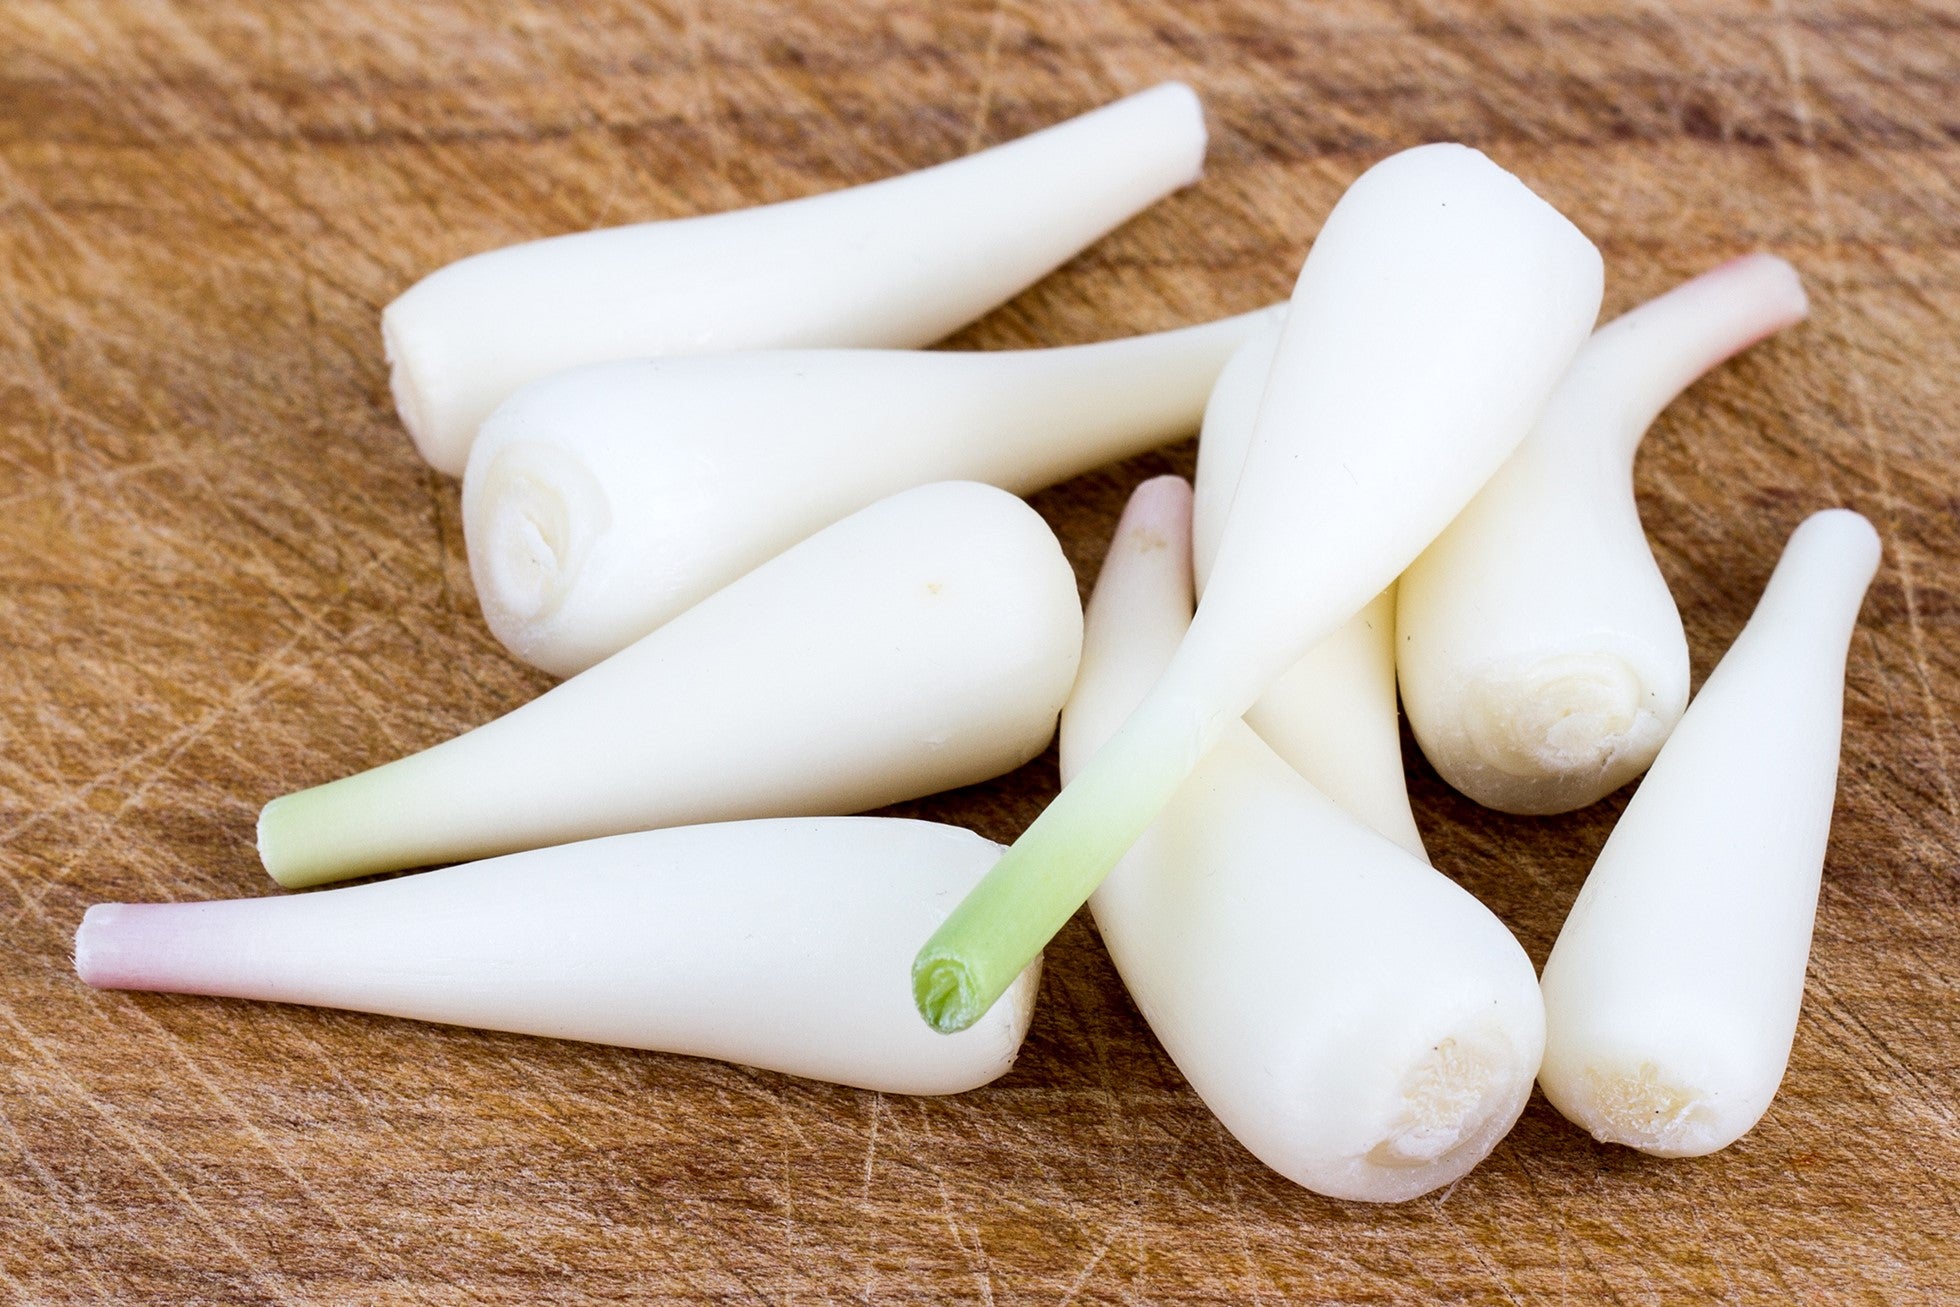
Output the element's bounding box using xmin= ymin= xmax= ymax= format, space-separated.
xmin=81 ymin=818 xmax=1040 ymax=1096
xmin=914 ymin=143 xmax=1603 ymax=1033
xmin=385 ymin=82 xmax=1210 ymax=475
xmin=1398 ymin=254 xmax=1810 ymax=814
xmin=465 ymin=306 xmax=1281 ymax=676
xmin=258 ymin=481 xmax=1082 ymax=888
xmin=1537 ymin=510 xmax=1880 ymax=1156
xmin=1060 ymin=478 xmax=1543 ymax=1201
xmin=1192 ymin=318 xmax=1423 ymax=857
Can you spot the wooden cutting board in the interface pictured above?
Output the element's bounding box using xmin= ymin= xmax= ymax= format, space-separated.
xmin=1 ymin=1 xmax=1953 ymax=1301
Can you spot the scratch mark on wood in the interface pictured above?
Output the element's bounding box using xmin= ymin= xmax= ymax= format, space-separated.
xmin=964 ymin=0 xmax=1013 ymax=154
xmin=0 ymin=1006 xmax=307 ymax=1304
xmin=1770 ymin=0 xmax=1957 ymax=826
xmin=0 ymin=3 xmax=1953 ymax=1301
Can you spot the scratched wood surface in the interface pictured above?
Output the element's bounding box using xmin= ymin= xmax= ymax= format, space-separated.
xmin=0 ymin=0 xmax=1954 ymax=1301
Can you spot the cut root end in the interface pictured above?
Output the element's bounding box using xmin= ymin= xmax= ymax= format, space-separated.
xmin=1365 ymin=1036 xmax=1516 ymax=1170
xmin=1445 ymin=652 xmax=1671 ymax=812
xmin=468 ymin=441 xmax=612 ymax=632
xmin=1579 ymin=1061 xmax=1722 ymax=1156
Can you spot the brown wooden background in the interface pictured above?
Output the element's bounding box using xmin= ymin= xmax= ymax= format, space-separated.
xmin=0 ymin=1 xmax=1955 ymax=1301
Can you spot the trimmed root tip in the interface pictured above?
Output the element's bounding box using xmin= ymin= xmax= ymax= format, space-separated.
xmin=1449 ymin=652 xmax=1673 ymax=813
xmin=1578 ymin=1061 xmax=1724 ymax=1157
xmin=912 ymin=954 xmax=982 ymax=1035
xmin=466 ymin=440 xmax=612 ymax=633
xmin=1365 ymin=1036 xmax=1518 ymax=1171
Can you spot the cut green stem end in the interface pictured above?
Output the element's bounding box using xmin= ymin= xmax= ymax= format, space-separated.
xmin=911 ymin=954 xmax=980 ymax=1035
xmin=257 ymin=763 xmax=430 ymax=889
xmin=258 ymin=785 xmax=358 ymax=889
xmin=909 ymin=690 xmax=1210 ymax=1032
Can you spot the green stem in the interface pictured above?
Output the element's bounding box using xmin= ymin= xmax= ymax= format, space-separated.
xmin=911 ymin=691 xmax=1212 ymax=1032
xmin=257 ymin=756 xmax=443 ymax=889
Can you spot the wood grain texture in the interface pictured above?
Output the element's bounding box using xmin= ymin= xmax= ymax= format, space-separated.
xmin=1 ymin=0 xmax=1955 ymax=1301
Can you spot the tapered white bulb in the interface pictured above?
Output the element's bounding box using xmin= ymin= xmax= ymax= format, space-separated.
xmin=1398 ymin=255 xmax=1809 ymax=814
xmin=1537 ymin=509 xmax=1880 ymax=1156
xmin=385 ymin=83 xmax=1210 ymax=474
xmin=1060 ymin=477 xmax=1544 ymax=1202
xmin=1193 ymin=319 xmax=1424 ymax=857
xmin=467 ymin=306 xmax=1280 ymax=676
xmin=915 ymin=143 xmax=1602 ymax=1033
xmin=81 ymin=818 xmax=1039 ymax=1096
xmin=258 ymin=481 xmax=1082 ymax=888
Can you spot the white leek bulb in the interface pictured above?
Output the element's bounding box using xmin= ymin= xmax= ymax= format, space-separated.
xmin=385 ymin=82 xmax=1210 ymax=475
xmin=467 ymin=306 xmax=1281 ymax=676
xmin=916 ymin=143 xmax=1602 ymax=1033
xmin=1061 ymin=476 xmax=1544 ymax=1202
xmin=1192 ymin=319 xmax=1423 ymax=857
xmin=81 ymin=818 xmax=1039 ymax=1096
xmin=258 ymin=481 xmax=1082 ymax=888
xmin=1537 ymin=510 xmax=1880 ymax=1156
xmin=1398 ymin=255 xmax=1809 ymax=814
